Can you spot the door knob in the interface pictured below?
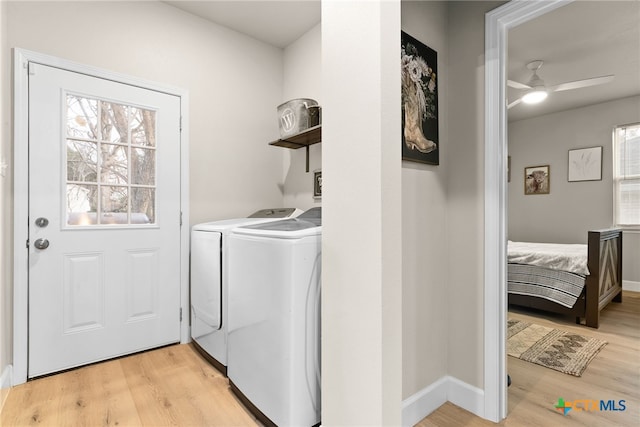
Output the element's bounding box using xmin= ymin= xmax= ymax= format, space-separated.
xmin=34 ymin=238 xmax=50 ymax=250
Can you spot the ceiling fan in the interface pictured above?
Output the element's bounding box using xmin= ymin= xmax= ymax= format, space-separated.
xmin=507 ymin=60 xmax=614 ymax=109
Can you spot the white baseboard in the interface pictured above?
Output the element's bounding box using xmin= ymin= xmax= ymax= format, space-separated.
xmin=402 ymin=377 xmax=448 ymax=427
xmin=623 ymin=280 xmax=640 ymax=292
xmin=446 ymin=376 xmax=485 ymax=418
xmin=1 ymin=364 xmax=13 ymax=413
xmin=402 ymin=376 xmax=484 ymax=426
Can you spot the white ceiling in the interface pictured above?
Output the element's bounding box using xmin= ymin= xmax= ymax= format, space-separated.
xmin=163 ymin=1 xmax=638 ymax=123
xmin=164 ymin=1 xmax=321 ymax=48
xmin=508 ymin=0 xmax=640 ymax=122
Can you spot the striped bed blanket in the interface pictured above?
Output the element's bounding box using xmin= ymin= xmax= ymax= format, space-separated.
xmin=508 ymin=263 xmax=586 ymax=308
xmin=507 ymin=241 xmax=589 ymax=308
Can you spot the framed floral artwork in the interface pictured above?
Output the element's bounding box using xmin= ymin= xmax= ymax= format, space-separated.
xmin=401 ymin=31 xmax=439 ymax=165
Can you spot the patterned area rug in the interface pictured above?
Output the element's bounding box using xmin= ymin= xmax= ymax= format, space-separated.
xmin=507 ymin=319 xmax=607 ymax=377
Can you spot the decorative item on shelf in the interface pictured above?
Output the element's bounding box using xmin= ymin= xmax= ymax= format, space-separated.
xmin=271 ymin=99 xmax=322 ymax=173
xmin=401 ymin=31 xmax=439 ymax=165
xmin=524 ymin=165 xmax=550 ymax=195
xmin=277 ymin=98 xmax=321 ymax=138
xmin=313 ymin=169 xmax=322 ymax=199
xmin=568 ymin=146 xmax=602 ymax=182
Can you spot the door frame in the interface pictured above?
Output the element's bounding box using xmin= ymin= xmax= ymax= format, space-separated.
xmin=483 ymin=0 xmax=572 ymax=422
xmin=13 ymin=48 xmax=190 ymax=385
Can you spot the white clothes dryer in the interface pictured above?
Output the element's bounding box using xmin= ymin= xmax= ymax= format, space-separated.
xmin=227 ymin=207 xmax=322 ymax=427
xmin=190 ymin=208 xmax=301 ymax=375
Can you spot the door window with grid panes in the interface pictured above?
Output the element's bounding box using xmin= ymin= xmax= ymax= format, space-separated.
xmin=66 ymin=94 xmax=156 ymax=226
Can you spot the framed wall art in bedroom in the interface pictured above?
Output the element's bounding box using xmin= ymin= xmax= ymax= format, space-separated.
xmin=524 ymin=165 xmax=550 ymax=195
xmin=568 ymin=146 xmax=602 ymax=182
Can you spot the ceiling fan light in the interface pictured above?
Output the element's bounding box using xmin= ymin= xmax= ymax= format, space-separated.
xmin=522 ymin=89 xmax=548 ymax=104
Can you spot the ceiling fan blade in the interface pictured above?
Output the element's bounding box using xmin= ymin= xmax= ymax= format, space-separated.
xmin=507 ymin=98 xmax=522 ymax=109
xmin=549 ymin=75 xmax=614 ymax=92
xmin=507 ymin=80 xmax=531 ymax=90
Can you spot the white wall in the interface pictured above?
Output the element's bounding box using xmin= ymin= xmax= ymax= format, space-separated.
xmin=401 ymin=0 xmax=449 ymax=399
xmin=447 ymin=0 xmax=504 ymax=389
xmin=509 ymin=96 xmax=640 ymax=283
xmin=322 ymin=0 xmax=402 ymax=424
xmin=282 ymin=24 xmax=322 ymax=210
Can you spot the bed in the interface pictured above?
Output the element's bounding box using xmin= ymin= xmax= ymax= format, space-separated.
xmin=507 ymin=229 xmax=623 ymax=328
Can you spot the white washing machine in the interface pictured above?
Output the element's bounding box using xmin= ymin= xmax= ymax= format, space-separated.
xmin=227 ymin=207 xmax=321 ymax=427
xmin=190 ymin=208 xmax=301 ymax=375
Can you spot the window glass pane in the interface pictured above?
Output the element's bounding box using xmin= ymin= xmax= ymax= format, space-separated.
xmin=131 ymin=187 xmax=155 ymax=224
xmin=101 ymin=186 xmax=128 ymax=224
xmin=618 ymin=179 xmax=640 ymax=225
xmin=620 ymin=134 xmax=640 ymax=176
xmin=64 ymin=94 xmax=157 ymax=227
xmin=66 ymin=184 xmax=98 ymax=225
xmin=100 ymin=144 xmax=128 ymax=185
xmin=131 ymin=148 xmax=155 ymax=185
xmin=67 ymin=95 xmax=97 ymax=139
xmin=615 ymin=123 xmax=640 ymax=227
xmin=101 ymin=101 xmax=130 ymax=143
xmin=67 ymin=139 xmax=97 ymax=182
xmin=131 ymin=107 xmax=156 ymax=147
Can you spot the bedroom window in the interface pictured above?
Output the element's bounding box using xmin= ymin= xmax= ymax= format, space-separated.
xmin=613 ymin=122 xmax=640 ymax=228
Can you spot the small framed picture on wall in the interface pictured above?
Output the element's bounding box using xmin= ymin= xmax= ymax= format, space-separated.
xmin=313 ymin=169 xmax=322 ymax=199
xmin=568 ymin=146 xmax=602 ymax=182
xmin=524 ymin=165 xmax=550 ymax=195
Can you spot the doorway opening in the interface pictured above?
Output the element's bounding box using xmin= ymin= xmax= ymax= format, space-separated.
xmin=484 ymin=0 xmax=570 ymax=422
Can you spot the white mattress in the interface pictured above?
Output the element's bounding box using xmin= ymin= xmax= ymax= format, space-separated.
xmin=507 ymin=241 xmax=589 ymax=275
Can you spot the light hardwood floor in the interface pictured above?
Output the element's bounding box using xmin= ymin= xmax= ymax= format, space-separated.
xmin=1 ymin=344 xmax=261 ymax=426
xmin=419 ymin=290 xmax=640 ymax=427
xmin=2 ymin=292 xmax=638 ymax=426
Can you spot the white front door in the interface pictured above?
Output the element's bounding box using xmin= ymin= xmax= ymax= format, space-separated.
xmin=28 ymin=63 xmax=182 ymax=378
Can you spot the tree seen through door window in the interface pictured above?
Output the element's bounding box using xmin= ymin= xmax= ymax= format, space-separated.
xmin=66 ymin=94 xmax=156 ymax=225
